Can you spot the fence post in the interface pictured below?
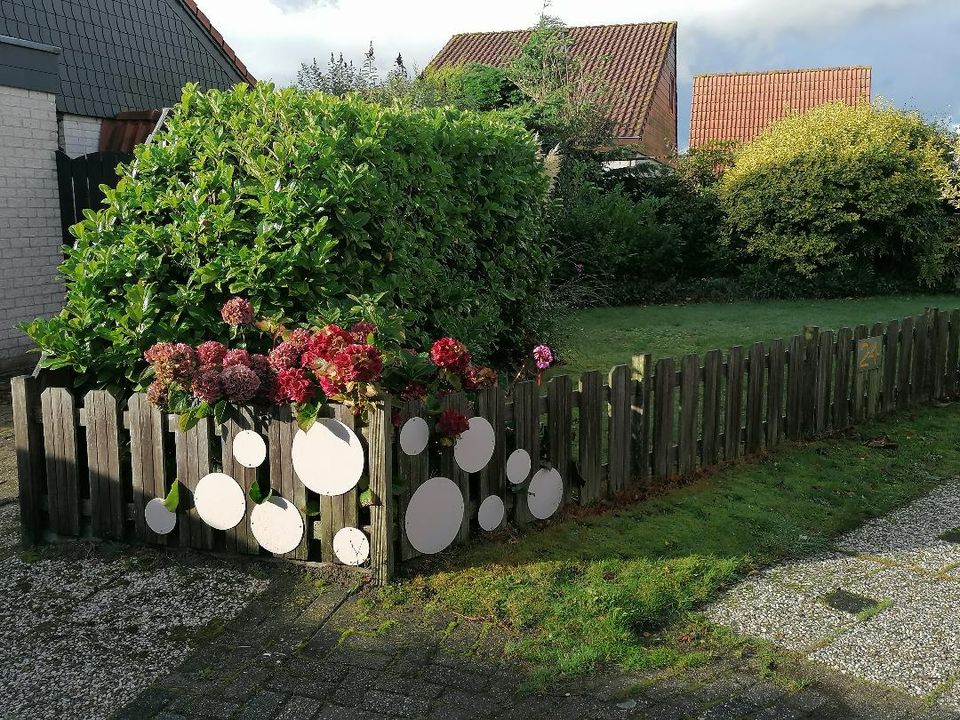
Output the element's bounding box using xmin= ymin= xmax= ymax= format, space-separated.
xmin=724 ymin=347 xmax=744 ymax=458
xmin=85 ymin=389 xmax=124 ymax=541
xmin=577 ymin=372 xmax=604 ymax=504
xmin=745 ymin=343 xmax=765 ymax=453
xmin=12 ymin=376 xmax=44 ymax=547
xmin=702 ymin=350 xmax=723 ymax=463
xmin=631 ymin=354 xmax=652 ymax=486
xmin=653 ymin=358 xmax=675 ymax=480
xmin=766 ymin=340 xmax=785 ymax=448
xmin=368 ymin=398 xmax=394 ymax=586
xmin=679 ymin=355 xmax=700 ymax=472
xmin=786 ymin=335 xmax=804 ymax=440
xmin=608 ymin=365 xmax=632 ymax=492
xmin=40 ymin=386 xmax=80 ymax=537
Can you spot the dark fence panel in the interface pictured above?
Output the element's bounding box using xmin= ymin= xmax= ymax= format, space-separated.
xmin=55 ymin=151 xmax=132 ymax=241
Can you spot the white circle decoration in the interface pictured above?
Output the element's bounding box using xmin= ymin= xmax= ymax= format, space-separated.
xmin=399 ymin=416 xmax=430 ymax=456
xmin=333 ymin=526 xmax=371 ymax=566
xmin=454 ymin=417 xmax=495 ymax=473
xmin=404 ymin=476 xmax=464 ymax=555
xmin=291 ymin=418 xmax=364 ymax=496
xmin=233 ymin=430 xmax=267 ymax=468
xmin=477 ymin=495 xmax=505 ymax=532
xmin=250 ymin=496 xmax=304 ymax=554
xmin=194 ymin=472 xmax=246 ymax=530
xmin=527 ymin=468 xmax=564 ymax=520
xmin=144 ymin=498 xmax=177 ymax=535
xmin=506 ymin=448 xmax=532 ymax=485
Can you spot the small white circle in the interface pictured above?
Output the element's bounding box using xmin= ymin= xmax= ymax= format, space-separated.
xmin=454 ymin=416 xmax=495 ymax=473
xmin=333 ymin=526 xmax=370 ymax=566
xmin=527 ymin=468 xmax=563 ymax=520
xmin=194 ymin=473 xmax=246 ymax=530
xmin=399 ymin=416 xmax=430 ymax=456
xmin=292 ymin=418 xmax=364 ymax=496
xmin=506 ymin=449 xmax=531 ymax=485
xmin=250 ymin=496 xmax=304 ymax=554
xmin=404 ymin=476 xmax=464 ymax=555
xmin=144 ymin=497 xmax=177 ymax=535
xmin=233 ymin=430 xmax=267 ymax=468
xmin=477 ymin=495 xmax=505 ymax=532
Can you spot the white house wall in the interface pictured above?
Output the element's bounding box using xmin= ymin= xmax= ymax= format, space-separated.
xmin=58 ymin=113 xmax=102 ymax=158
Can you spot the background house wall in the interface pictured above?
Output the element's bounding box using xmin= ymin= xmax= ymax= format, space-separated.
xmin=638 ymin=32 xmax=678 ymax=160
xmin=58 ymin=113 xmax=102 ymax=157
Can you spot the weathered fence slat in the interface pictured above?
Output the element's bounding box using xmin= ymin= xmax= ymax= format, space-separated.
xmin=175 ymin=416 xmax=214 ymax=551
xmin=631 ymin=354 xmax=652 ymax=485
xmin=41 ymin=387 xmax=80 ymax=537
xmin=814 ymin=331 xmax=833 ymax=434
xmin=85 ymin=390 xmax=124 ymax=540
xmin=947 ymin=310 xmax=960 ymax=399
xmin=679 ymin=355 xmax=700 ymax=473
xmin=366 ymin=399 xmax=393 ymax=586
xmin=882 ymin=319 xmax=899 ymax=414
xmin=577 ymin=372 xmax=604 ymax=503
xmin=851 ymin=325 xmax=868 ymax=422
xmin=801 ymin=327 xmax=820 ymax=436
xmin=766 ymin=340 xmax=785 ymax=448
xmin=912 ymin=312 xmax=930 ymax=402
xmin=440 ymin=393 xmax=471 ymax=541
xmin=833 ymin=328 xmax=853 ymax=429
xmin=222 ymin=410 xmax=259 ymax=555
xmin=653 ymin=358 xmax=675 ymax=480
xmin=898 ymin=316 xmax=915 ymax=406
xmin=319 ymin=405 xmax=360 ymax=560
xmin=608 ymin=365 xmax=632 ymax=493
xmin=128 ymin=394 xmax=167 ymax=544
xmin=546 ymin=377 xmax=572 ymax=500
xmin=12 ymin=376 xmax=44 ymax=546
xmin=397 ymin=399 xmax=428 ymax=561
xmin=724 ymin=348 xmax=744 ymax=458
xmin=933 ymin=310 xmax=949 ymax=400
xmin=866 ymin=322 xmax=885 ymax=419
xmin=786 ymin=335 xmax=804 ymax=440
xmin=701 ymin=350 xmax=723 ymax=464
xmin=745 ymin=343 xmax=765 ymax=454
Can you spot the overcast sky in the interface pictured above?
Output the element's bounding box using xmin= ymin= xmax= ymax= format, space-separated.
xmin=198 ymin=0 xmax=960 ymax=148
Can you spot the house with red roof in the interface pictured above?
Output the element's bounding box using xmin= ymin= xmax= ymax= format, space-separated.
xmin=689 ymin=66 xmax=872 ymax=148
xmin=430 ymin=22 xmax=679 ymax=161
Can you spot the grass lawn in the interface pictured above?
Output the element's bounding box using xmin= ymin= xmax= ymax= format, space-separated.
xmin=554 ymin=294 xmax=960 ymax=378
xmin=361 ymin=403 xmax=960 ymax=685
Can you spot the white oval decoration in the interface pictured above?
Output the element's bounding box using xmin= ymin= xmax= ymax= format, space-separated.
xmin=477 ymin=495 xmax=505 ymax=532
xmin=527 ymin=468 xmax=564 ymax=520
xmin=291 ymin=418 xmax=364 ymax=496
xmin=454 ymin=416 xmax=495 ymax=473
xmin=506 ymin=448 xmax=531 ymax=485
xmin=250 ymin=496 xmax=304 ymax=554
xmin=144 ymin=498 xmax=177 ymax=535
xmin=399 ymin=416 xmax=429 ymax=456
xmin=404 ymin=476 xmax=464 ymax=555
xmin=233 ymin=430 xmax=267 ymax=468
xmin=194 ymin=472 xmax=246 ymax=530
xmin=333 ymin=526 xmax=370 ymax=566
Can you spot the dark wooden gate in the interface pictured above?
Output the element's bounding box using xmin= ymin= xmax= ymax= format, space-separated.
xmin=55 ymin=151 xmax=132 ymax=241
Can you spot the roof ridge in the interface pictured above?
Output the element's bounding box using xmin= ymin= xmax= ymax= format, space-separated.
xmin=449 ymin=20 xmax=677 ymax=38
xmin=178 ymin=0 xmax=256 ymax=85
xmin=694 ymin=65 xmax=871 ymax=80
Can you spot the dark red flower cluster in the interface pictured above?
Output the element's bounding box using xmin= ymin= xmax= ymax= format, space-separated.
xmin=400 ymin=382 xmax=427 ymax=401
xmin=276 ymin=367 xmax=314 ymax=404
xmin=436 ymin=409 xmax=470 ymax=438
xmin=463 ymin=364 xmax=498 ymax=391
xmin=196 ymin=340 xmax=227 ymax=367
xmin=220 ymin=297 xmax=254 ymax=325
xmin=306 ymin=324 xmax=353 ymax=365
xmin=220 ymin=365 xmax=260 ymax=403
xmin=191 ymin=368 xmax=222 ymax=404
xmin=430 ymin=337 xmax=470 ymax=371
xmin=350 ymin=320 xmax=377 ymax=343
xmin=144 ymin=342 xmax=196 ymax=383
xmin=331 ymin=344 xmax=383 ymax=384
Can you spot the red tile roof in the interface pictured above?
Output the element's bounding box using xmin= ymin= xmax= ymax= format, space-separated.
xmin=689 ymin=66 xmax=871 ymax=147
xmin=430 ymin=22 xmax=676 ymax=140
xmin=180 ymin=0 xmax=256 ymax=86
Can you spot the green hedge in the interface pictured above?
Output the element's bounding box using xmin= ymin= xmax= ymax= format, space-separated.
xmin=26 ymin=83 xmax=550 ymax=387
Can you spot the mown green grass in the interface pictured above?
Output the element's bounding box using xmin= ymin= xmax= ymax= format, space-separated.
xmin=374 ymin=403 xmax=960 ymax=683
xmin=555 ymin=294 xmax=960 ymax=378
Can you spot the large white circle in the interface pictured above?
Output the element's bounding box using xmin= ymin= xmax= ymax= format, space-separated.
xmin=250 ymin=496 xmax=304 ymax=554
xmin=399 ymin=416 xmax=429 ymax=456
xmin=233 ymin=430 xmax=267 ymax=468
xmin=404 ymin=476 xmax=464 ymax=555
xmin=333 ymin=526 xmax=370 ymax=566
xmin=506 ymin=448 xmax=532 ymax=485
xmin=144 ymin=497 xmax=177 ymax=535
xmin=194 ymin=473 xmax=246 ymax=530
xmin=291 ymin=418 xmax=364 ymax=496
xmin=477 ymin=495 xmax=505 ymax=532
xmin=454 ymin=417 xmax=495 ymax=473
xmin=527 ymin=468 xmax=563 ymax=520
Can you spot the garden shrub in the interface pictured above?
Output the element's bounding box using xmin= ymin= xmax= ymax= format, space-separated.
xmin=720 ymin=102 xmax=956 ymax=290
xmin=24 ymin=83 xmax=550 ymax=388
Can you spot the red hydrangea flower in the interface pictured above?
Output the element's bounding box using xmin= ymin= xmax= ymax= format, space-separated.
xmin=307 ymin=324 xmax=353 ymax=362
xmin=145 ymin=342 xmax=196 ymax=383
xmin=319 ymin=373 xmax=346 ymax=399
xmin=436 ymin=409 xmax=470 ymax=438
xmin=349 ymin=320 xmax=377 ymax=343
xmin=222 ymin=349 xmax=251 ymax=368
xmin=191 ymin=368 xmax=222 ymax=404
xmin=268 ymin=341 xmax=301 ymax=371
xmin=399 ymin=382 xmax=427 ymax=401
xmin=196 ymin=340 xmax=227 ymax=367
xmin=286 ymin=328 xmax=311 ymax=351
xmin=331 ymin=344 xmax=383 ymax=384
xmin=146 ymin=379 xmax=169 ymax=407
xmin=463 ymin=365 xmax=498 ymax=390
xmin=219 ymin=365 xmax=260 ymax=403
xmin=249 ymin=354 xmax=275 ymax=398
xmin=430 ymin=337 xmax=470 ymax=372
xmin=220 ymin=297 xmax=254 ymax=326
xmin=275 ymin=367 xmax=315 ymax=403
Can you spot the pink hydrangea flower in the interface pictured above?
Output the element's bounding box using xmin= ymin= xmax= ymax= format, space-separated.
xmin=268 ymin=341 xmax=301 ymax=371
xmin=146 ymin=379 xmax=169 ymax=407
xmin=191 ymin=368 xmax=222 ymax=404
xmin=222 ymin=348 xmax=251 ymax=368
xmin=196 ymin=340 xmax=227 ymax=367
xmin=220 ymin=297 xmax=254 ymax=326
xmin=533 ymin=344 xmax=554 ymax=371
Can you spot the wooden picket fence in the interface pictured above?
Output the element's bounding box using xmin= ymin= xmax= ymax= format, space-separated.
xmin=13 ymin=306 xmax=960 ymax=582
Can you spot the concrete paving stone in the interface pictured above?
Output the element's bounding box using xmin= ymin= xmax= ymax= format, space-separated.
xmin=361 ymin=689 xmax=431 ymax=718
xmin=235 ymin=690 xmax=286 ymax=720
xmin=168 ymin=694 xmax=241 ymax=720
xmin=275 ymin=694 xmax=323 ymax=720
xmin=314 ymin=704 xmax=396 ymax=720
xmin=268 ymin=671 xmax=338 ymax=699
xmin=373 ymin=673 xmax=446 ymax=700
xmin=151 ymin=713 xmax=188 ymax=720
xmin=428 ymin=689 xmax=503 ymax=720
xmin=331 ymin=647 xmax=394 ymax=670
xmin=424 ymin=662 xmax=491 ymax=693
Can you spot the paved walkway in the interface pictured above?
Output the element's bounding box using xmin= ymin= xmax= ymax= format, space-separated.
xmin=709 ymin=480 xmax=960 ymax=711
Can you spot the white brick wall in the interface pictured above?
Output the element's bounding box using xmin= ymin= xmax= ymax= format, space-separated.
xmin=59 ymin=113 xmax=102 ymax=157
xmin=0 ymin=84 xmax=64 ymax=369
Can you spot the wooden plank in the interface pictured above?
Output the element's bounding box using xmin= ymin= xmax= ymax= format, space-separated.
xmin=175 ymin=416 xmax=214 ymax=551
xmin=319 ymin=405 xmax=360 ymax=561
xmin=898 ymin=316 xmax=915 ymax=406
xmin=222 ymin=408 xmax=259 ymax=555
xmin=833 ymin=328 xmax=853 ymax=429
xmin=608 ymin=365 xmax=632 ymax=492
xmin=439 ymin=393 xmax=471 ymax=541
xmin=397 ymin=399 xmax=429 ymax=562
xmin=631 ymin=354 xmax=652 ymax=485
xmin=367 ymin=399 xmax=394 ymax=585
xmin=678 ymin=355 xmax=700 ymax=473
xmin=947 ymin=310 xmax=960 ymax=400
xmin=577 ymin=372 xmax=603 ymax=503
xmin=724 ymin=348 xmax=744 ymax=459
xmin=84 ymin=390 xmax=124 ymax=540
xmin=766 ymin=340 xmax=785 ymax=449
xmin=851 ymin=325 xmax=868 ymax=423
xmin=912 ymin=312 xmax=930 ymax=401
xmin=882 ymin=319 xmax=899 ymax=414
xmin=652 ymin=358 xmax=675 ymax=480
xmin=932 ymin=309 xmax=949 ymax=400
xmin=786 ymin=334 xmax=804 ymax=441
xmin=866 ymin=322 xmax=884 ymax=419
xmin=12 ymin=376 xmax=44 ymax=546
xmin=55 ymin=150 xmax=75 ymax=239
xmin=745 ymin=343 xmax=765 ymax=453
xmin=128 ymin=394 xmax=168 ymax=544
xmin=701 ymin=350 xmax=723 ymax=464
xmin=40 ymin=387 xmax=80 ymax=537
xmin=269 ymin=404 xmax=307 ymax=560
xmin=546 ymin=376 xmax=572 ymax=500
xmin=814 ymin=331 xmax=833 ymax=434
xmin=800 ymin=326 xmax=820 ymax=436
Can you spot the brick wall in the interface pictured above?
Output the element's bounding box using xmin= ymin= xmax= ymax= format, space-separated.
xmin=59 ymin=113 xmax=102 ymax=157
xmin=0 ymin=84 xmax=64 ymax=371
